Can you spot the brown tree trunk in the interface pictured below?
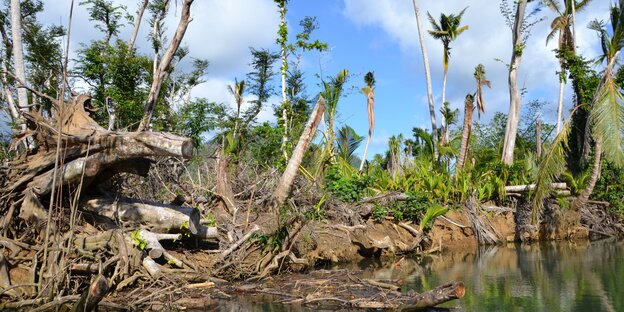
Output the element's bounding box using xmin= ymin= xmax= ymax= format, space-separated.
xmin=271 ymin=96 xmax=325 ymax=209
xmin=138 ymin=0 xmax=194 ymax=131
xmin=501 ymin=0 xmax=528 ymax=165
xmin=403 ymin=281 xmax=465 ymax=309
xmin=572 ymin=139 xmax=602 ymax=210
xmin=536 ymin=119 xmax=542 ymax=157
xmin=456 ymin=94 xmax=474 ymax=172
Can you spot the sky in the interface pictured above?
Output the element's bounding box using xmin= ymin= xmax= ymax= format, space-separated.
xmin=3 ymin=0 xmax=616 ymax=157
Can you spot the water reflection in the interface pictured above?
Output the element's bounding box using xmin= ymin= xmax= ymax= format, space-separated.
xmin=215 ymin=240 xmax=624 ymax=311
xmin=387 ymin=240 xmax=624 ymax=312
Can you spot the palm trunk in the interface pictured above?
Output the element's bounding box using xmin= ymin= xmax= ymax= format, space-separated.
xmin=456 ymin=94 xmax=474 ymax=173
xmin=279 ymin=4 xmax=289 ymax=158
xmin=10 ymin=0 xmax=28 ymax=127
xmin=501 ymin=0 xmax=528 ymax=165
xmin=556 ymin=77 xmax=564 ymax=134
xmin=441 ymin=69 xmax=448 ymax=144
xmin=128 ymin=0 xmax=148 ymax=50
xmin=271 ymin=96 xmax=325 ymax=209
xmin=536 ymin=119 xmax=542 ymax=157
xmin=359 ymin=131 xmax=371 ymax=171
xmin=571 ymin=0 xmax=576 ymax=53
xmin=138 ymin=0 xmax=194 ymax=131
xmin=412 ymin=0 xmax=439 ymax=160
xmin=572 ymin=139 xmax=601 ymax=210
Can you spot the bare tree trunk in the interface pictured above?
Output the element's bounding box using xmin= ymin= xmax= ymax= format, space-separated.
xmin=456 ymin=94 xmax=474 ymax=172
xmin=359 ymin=131 xmax=371 ymax=171
xmin=271 ymin=96 xmax=325 ymax=209
xmin=536 ymin=118 xmax=542 ymax=157
xmin=501 ymin=0 xmax=528 ymax=165
xmin=359 ymin=90 xmax=374 ymax=171
xmin=9 ymin=0 xmax=28 ymax=133
xmin=441 ymin=70 xmax=448 ymax=144
xmin=571 ymin=0 xmax=577 ymax=53
xmin=127 ymin=0 xmax=148 ymax=50
xmin=138 ymin=0 xmax=194 ymax=131
xmin=556 ymin=79 xmax=564 ymax=134
xmin=412 ymin=0 xmax=438 ymax=160
xmin=279 ymin=4 xmax=289 ymax=159
xmin=572 ymin=139 xmax=601 ymax=210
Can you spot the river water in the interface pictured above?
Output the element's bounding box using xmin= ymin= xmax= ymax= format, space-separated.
xmin=217 ymin=239 xmax=624 ymax=311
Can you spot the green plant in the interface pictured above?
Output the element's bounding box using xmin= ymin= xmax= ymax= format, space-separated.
xmin=130 ymin=230 xmax=147 ymax=250
xmin=325 ymin=165 xmax=372 ymax=203
xmin=251 ymin=224 xmax=289 ymax=253
xmin=179 ymin=221 xmax=191 ymax=238
xmin=371 ymin=204 xmax=386 ymax=222
xmin=419 ymin=204 xmax=449 ymax=231
xmin=204 ymin=213 xmax=217 ymax=227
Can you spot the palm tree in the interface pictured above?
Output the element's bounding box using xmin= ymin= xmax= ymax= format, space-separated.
xmin=321 ymin=69 xmax=348 ymax=159
xmin=411 ymin=0 xmax=439 ymax=160
xmin=457 ymin=64 xmax=490 ymax=172
xmin=227 ymin=78 xmax=246 ymax=141
xmin=336 ymin=125 xmax=363 ymax=167
xmin=572 ymin=5 xmax=624 ymax=209
xmin=543 ymin=0 xmax=593 ymax=134
xmin=359 ymin=72 xmax=376 ymax=171
xmin=427 ymin=7 xmax=469 ymax=144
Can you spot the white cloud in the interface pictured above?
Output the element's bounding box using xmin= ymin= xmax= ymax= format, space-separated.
xmin=342 ymin=0 xmax=612 ymax=121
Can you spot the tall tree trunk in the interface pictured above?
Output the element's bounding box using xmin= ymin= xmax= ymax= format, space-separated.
xmin=556 ymin=76 xmax=564 ymax=134
xmin=412 ymin=0 xmax=439 ymax=160
xmin=128 ymin=0 xmax=148 ymax=50
xmin=271 ymin=96 xmax=325 ymax=210
xmin=279 ymin=4 xmax=289 ymax=159
xmin=456 ymin=94 xmax=474 ymax=173
xmin=359 ymin=90 xmax=374 ymax=171
xmin=138 ymin=0 xmax=194 ymax=131
xmin=536 ymin=118 xmax=542 ymax=157
xmin=501 ymin=0 xmax=528 ymax=165
xmin=571 ymin=0 xmax=577 ymax=53
xmin=10 ymin=0 xmax=28 ymax=128
xmin=441 ymin=69 xmax=448 ymax=144
xmin=572 ymin=139 xmax=601 ymax=210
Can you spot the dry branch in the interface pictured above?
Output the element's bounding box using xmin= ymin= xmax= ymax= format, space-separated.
xmin=504 ymin=182 xmax=567 ymax=192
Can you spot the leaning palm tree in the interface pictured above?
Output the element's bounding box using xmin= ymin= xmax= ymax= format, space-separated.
xmin=359 ymin=71 xmax=376 ymax=171
xmin=457 ymin=65 xmax=491 ymax=172
xmin=534 ymin=3 xmax=624 ymax=214
xmin=427 ymin=7 xmax=469 ymax=144
xmin=543 ymin=0 xmax=593 ymax=134
xmin=411 ymin=0 xmax=439 ymax=160
xmin=571 ymin=8 xmax=624 ymax=209
xmin=227 ymin=78 xmax=246 ymax=141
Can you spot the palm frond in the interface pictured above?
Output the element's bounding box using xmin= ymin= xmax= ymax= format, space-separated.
xmin=420 ymin=204 xmax=449 ymax=231
xmin=531 ymin=113 xmax=573 ymax=222
xmin=542 ymin=0 xmax=562 ymax=14
xmin=591 ymin=73 xmax=624 ymax=167
xmin=427 ymin=12 xmax=442 ymax=32
xmin=336 ymin=125 xmax=363 ymax=161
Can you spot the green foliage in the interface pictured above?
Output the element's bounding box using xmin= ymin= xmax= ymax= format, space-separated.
xmin=420 ymin=204 xmax=450 ymax=231
xmin=252 ymin=224 xmax=289 ymax=253
xmin=204 ymin=212 xmax=217 ymax=227
xmin=595 ymin=162 xmax=624 ymax=217
xmin=130 ymin=230 xmax=147 ymax=250
xmin=325 ymin=165 xmax=372 ymax=203
xmin=371 ymin=204 xmax=386 ymax=222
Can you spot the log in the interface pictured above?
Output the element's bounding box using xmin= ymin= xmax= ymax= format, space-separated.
xmin=401 ymin=281 xmax=465 ymax=310
xmin=71 ymin=275 xmax=109 ymax=312
xmin=29 ymin=155 xmax=101 ymax=196
xmin=195 ymin=225 xmax=219 ymax=239
xmin=504 ymin=183 xmax=567 ymax=192
xmin=134 ymin=230 xmax=181 ymax=259
xmin=81 ymin=197 xmax=201 ymax=235
xmin=142 ymin=257 xmax=161 ymax=278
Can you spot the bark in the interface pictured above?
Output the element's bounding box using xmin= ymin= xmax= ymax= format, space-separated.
xmin=359 ymin=89 xmax=375 ymax=171
xmin=572 ymin=139 xmax=602 ymax=210
xmin=142 ymin=257 xmax=161 ymax=278
xmin=138 ymin=0 xmax=194 ymax=131
xmin=127 ymin=0 xmax=149 ymax=50
xmin=216 ymin=150 xmax=236 ymax=215
xmin=81 ymin=197 xmax=203 ymax=236
xmin=271 ymin=96 xmax=325 ymax=209
xmin=71 ymin=275 xmax=108 ymax=312
xmin=279 ymin=4 xmax=289 ymax=157
xmin=501 ymin=0 xmax=528 ymax=165
xmin=536 ymin=119 xmax=542 ymax=157
xmin=441 ymin=70 xmax=449 ymax=144
xmin=412 ymin=0 xmax=438 ymax=160
xmin=10 ymin=0 xmax=28 ymax=115
xmin=556 ymin=79 xmax=564 ymax=134
xmin=402 ymin=281 xmax=465 ymax=310
xmin=456 ymin=94 xmax=474 ymax=172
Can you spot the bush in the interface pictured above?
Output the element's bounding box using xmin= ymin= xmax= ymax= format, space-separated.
xmin=325 ymin=165 xmax=372 ymax=203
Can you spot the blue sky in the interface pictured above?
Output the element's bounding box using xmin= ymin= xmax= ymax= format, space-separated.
xmin=3 ymin=0 xmax=615 ymax=158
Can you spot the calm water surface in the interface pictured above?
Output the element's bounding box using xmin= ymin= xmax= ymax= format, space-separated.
xmin=217 ymin=239 xmax=624 ymax=311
